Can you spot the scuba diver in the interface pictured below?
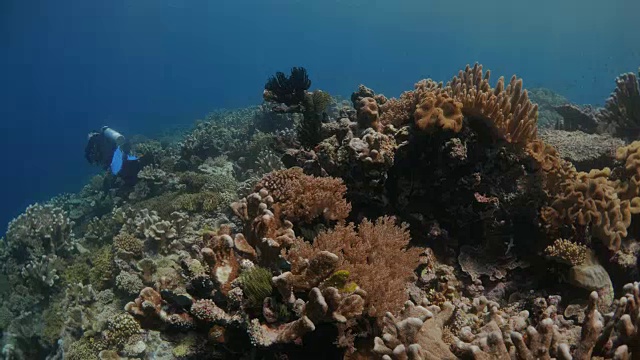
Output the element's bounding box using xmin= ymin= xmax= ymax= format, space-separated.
xmin=85 ymin=126 xmax=142 ymax=184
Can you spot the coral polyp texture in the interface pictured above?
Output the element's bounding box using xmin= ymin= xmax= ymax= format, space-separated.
xmin=3 ymin=63 xmax=640 ymax=359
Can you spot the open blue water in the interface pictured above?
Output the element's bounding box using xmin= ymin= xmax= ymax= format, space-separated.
xmin=1 ymin=0 xmax=639 ymax=234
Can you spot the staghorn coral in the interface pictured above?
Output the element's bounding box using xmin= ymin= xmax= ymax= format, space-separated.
xmin=16 ymin=63 xmax=640 ymax=359
xmin=21 ymin=254 xmax=60 ymax=287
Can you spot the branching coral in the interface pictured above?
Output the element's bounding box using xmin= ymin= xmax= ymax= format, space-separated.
xmin=254 ymin=167 xmax=351 ymax=223
xmin=373 ymin=299 xmax=457 ymax=359
xmin=285 ymin=216 xmax=421 ymax=320
xmin=16 ymin=63 xmax=640 ymax=359
xmin=5 ymin=203 xmax=76 ymax=261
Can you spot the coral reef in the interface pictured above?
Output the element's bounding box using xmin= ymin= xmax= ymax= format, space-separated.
xmin=5 ymin=62 xmax=640 ymax=359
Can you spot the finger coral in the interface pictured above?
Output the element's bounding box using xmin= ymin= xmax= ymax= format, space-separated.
xmin=447 ymin=63 xmax=539 ymax=146
xmin=373 ymin=299 xmax=457 ymax=359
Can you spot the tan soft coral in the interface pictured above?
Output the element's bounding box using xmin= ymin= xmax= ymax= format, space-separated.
xmin=526 ymin=139 xmax=577 ymax=194
xmin=255 ymin=167 xmax=351 ymax=223
xmin=379 ymin=79 xmax=445 ymax=128
xmin=414 ymin=92 xmax=464 ymax=133
xmin=446 ymin=63 xmax=539 ymax=146
xmin=612 ymin=141 xmax=640 ymax=214
xmin=355 ymin=97 xmax=381 ymax=130
xmin=285 ymin=216 xmax=421 ymax=321
xmin=378 ymin=63 xmax=537 ymax=146
xmin=542 ymin=169 xmax=631 ymax=251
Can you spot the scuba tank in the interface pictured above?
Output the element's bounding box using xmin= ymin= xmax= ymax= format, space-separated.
xmin=101 ymin=126 xmax=125 ymax=147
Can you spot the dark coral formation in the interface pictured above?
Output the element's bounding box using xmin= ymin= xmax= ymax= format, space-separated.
xmin=4 ymin=63 xmax=640 ymax=359
xmin=598 ymin=69 xmax=640 ymax=139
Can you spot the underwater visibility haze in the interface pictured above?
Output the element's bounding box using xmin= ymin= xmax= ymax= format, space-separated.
xmin=1 ymin=0 xmax=640 ymax=359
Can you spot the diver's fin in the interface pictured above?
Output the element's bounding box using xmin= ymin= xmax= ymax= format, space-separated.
xmin=110 ymin=147 xmax=124 ymax=175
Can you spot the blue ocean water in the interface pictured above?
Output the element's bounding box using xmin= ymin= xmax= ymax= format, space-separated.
xmin=1 ymin=0 xmax=639 ymax=235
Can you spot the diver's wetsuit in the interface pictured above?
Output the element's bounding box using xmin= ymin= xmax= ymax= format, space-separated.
xmin=85 ymin=131 xmax=118 ymax=168
xmin=85 ymin=129 xmax=142 ymax=184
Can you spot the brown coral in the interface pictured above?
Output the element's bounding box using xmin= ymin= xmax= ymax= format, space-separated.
xmin=201 ymin=226 xmax=244 ymax=295
xmin=254 ymin=167 xmax=351 ymax=223
xmin=597 ymin=69 xmax=640 ymax=139
xmin=285 ymin=216 xmax=421 ymax=320
xmin=379 ymin=79 xmax=444 ymax=128
xmin=612 ymin=141 xmax=640 ymax=214
xmin=446 ymin=63 xmax=539 ymax=146
xmin=414 ymin=92 xmax=464 ymax=133
xmin=542 ymin=169 xmax=631 ymax=251
xmin=544 ymin=238 xmax=588 ymax=266
xmin=373 ymin=300 xmax=457 ymax=360
xmin=356 ymin=97 xmax=381 ymax=131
